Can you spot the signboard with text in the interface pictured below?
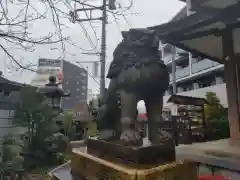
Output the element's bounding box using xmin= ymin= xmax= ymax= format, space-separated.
xmin=36 ymin=58 xmax=62 ymax=86
xmin=38 ymin=58 xmax=61 ymax=68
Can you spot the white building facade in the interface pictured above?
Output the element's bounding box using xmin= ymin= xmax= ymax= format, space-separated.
xmin=161 ymin=2 xmax=227 ymax=109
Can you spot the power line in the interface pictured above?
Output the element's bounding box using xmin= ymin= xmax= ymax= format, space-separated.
xmin=75 ymin=60 xmax=100 ymax=85
xmin=82 ymin=4 xmax=99 ymax=46
xmin=63 ymin=1 xmax=101 ymax=86
xmin=73 ymin=1 xmax=100 ymax=53
xmin=122 ymin=14 xmax=132 ymax=28
xmin=66 ymin=39 xmax=96 ymax=52
xmin=65 ymin=1 xmax=100 ymax=54
xmin=79 ymin=23 xmax=100 ymax=54
xmin=69 ymin=0 xmax=107 ymax=97
xmin=67 ymin=0 xmax=132 ymax=94
xmin=73 ymin=12 xmax=102 ymax=86
xmin=63 ymin=50 xmax=100 ymax=85
xmin=112 ymin=14 xmax=122 ymax=33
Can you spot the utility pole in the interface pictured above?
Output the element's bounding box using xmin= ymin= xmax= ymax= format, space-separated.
xmin=171 ymin=45 xmax=178 ymax=116
xmin=171 ymin=45 xmax=177 ymax=94
xmin=69 ymin=0 xmax=114 ymax=99
xmin=100 ymin=0 xmax=107 ymax=99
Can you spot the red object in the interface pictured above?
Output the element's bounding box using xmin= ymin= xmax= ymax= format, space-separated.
xmin=198 ymin=175 xmax=230 ymax=180
xmin=57 ymin=70 xmax=63 ymax=83
xmin=138 ymin=113 xmax=147 ymax=121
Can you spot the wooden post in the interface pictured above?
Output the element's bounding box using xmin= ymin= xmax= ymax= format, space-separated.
xmin=201 ymin=106 xmax=206 ymax=128
xmin=223 ymin=27 xmax=240 ymax=139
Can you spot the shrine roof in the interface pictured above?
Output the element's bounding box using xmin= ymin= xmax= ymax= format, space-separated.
xmin=167 ymin=95 xmax=208 ymax=106
xmin=0 ymin=76 xmax=24 ymax=91
xmin=149 ymin=0 xmax=240 ymax=63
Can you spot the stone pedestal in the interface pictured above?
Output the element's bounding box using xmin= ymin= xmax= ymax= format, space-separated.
xmin=71 ymin=150 xmax=197 ymax=180
xmin=86 ymin=138 xmax=176 ymax=165
xmin=176 ymin=139 xmax=240 ymax=178
xmin=70 ymin=137 xmax=197 ymax=179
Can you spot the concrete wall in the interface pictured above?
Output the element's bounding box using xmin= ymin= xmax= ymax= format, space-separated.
xmin=0 ymin=92 xmax=26 ymax=148
xmin=0 ymin=109 xmax=26 ymax=148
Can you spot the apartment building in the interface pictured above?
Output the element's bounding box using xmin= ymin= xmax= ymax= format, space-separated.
xmin=62 ymin=60 xmax=88 ymax=110
xmin=162 ymin=3 xmax=227 ymax=108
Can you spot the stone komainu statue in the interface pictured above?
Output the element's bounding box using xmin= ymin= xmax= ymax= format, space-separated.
xmin=96 ymin=28 xmax=170 ymax=146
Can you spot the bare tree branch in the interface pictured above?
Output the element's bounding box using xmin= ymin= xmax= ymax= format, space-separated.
xmin=0 ymin=0 xmax=135 ymax=73
xmin=0 ymin=0 xmax=90 ymax=72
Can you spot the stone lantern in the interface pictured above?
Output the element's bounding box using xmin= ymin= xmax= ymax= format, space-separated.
xmin=37 ymin=76 xmax=70 ymax=113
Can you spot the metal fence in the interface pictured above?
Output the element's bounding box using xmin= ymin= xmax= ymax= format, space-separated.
xmin=140 ymin=115 xmax=193 ymax=146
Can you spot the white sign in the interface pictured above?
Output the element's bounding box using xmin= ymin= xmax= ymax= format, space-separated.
xmin=171 ymin=105 xmax=178 ymax=116
xmin=38 ymin=58 xmax=61 ymax=68
xmin=92 ymin=62 xmax=99 ymax=78
xmin=34 ymin=58 xmax=62 ymax=87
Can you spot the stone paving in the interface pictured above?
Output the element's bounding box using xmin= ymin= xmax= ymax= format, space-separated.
xmin=176 ymin=140 xmax=240 ymax=180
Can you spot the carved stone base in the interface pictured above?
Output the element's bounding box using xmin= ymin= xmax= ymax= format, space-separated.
xmin=70 ymin=150 xmax=198 ymax=180
xmin=86 ymin=137 xmax=176 ymax=165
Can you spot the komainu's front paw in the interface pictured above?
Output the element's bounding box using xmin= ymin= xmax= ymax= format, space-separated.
xmin=119 ymin=129 xmax=142 ymax=146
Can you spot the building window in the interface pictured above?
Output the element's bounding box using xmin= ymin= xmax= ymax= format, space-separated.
xmin=215 ymin=76 xmax=224 ymax=85
xmin=193 ymin=83 xmax=199 ymax=90
xmin=177 ymin=87 xmax=184 ymax=93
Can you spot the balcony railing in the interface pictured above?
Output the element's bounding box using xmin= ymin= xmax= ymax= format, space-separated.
xmin=176 ymin=48 xmax=188 ymax=55
xmin=163 ymin=54 xmax=173 ymax=64
xmin=170 ymin=66 xmax=190 ymax=81
xmin=192 ymin=59 xmax=220 ymax=74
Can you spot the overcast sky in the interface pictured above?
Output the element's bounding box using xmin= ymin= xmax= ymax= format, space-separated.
xmin=1 ymin=0 xmax=184 ymax=92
